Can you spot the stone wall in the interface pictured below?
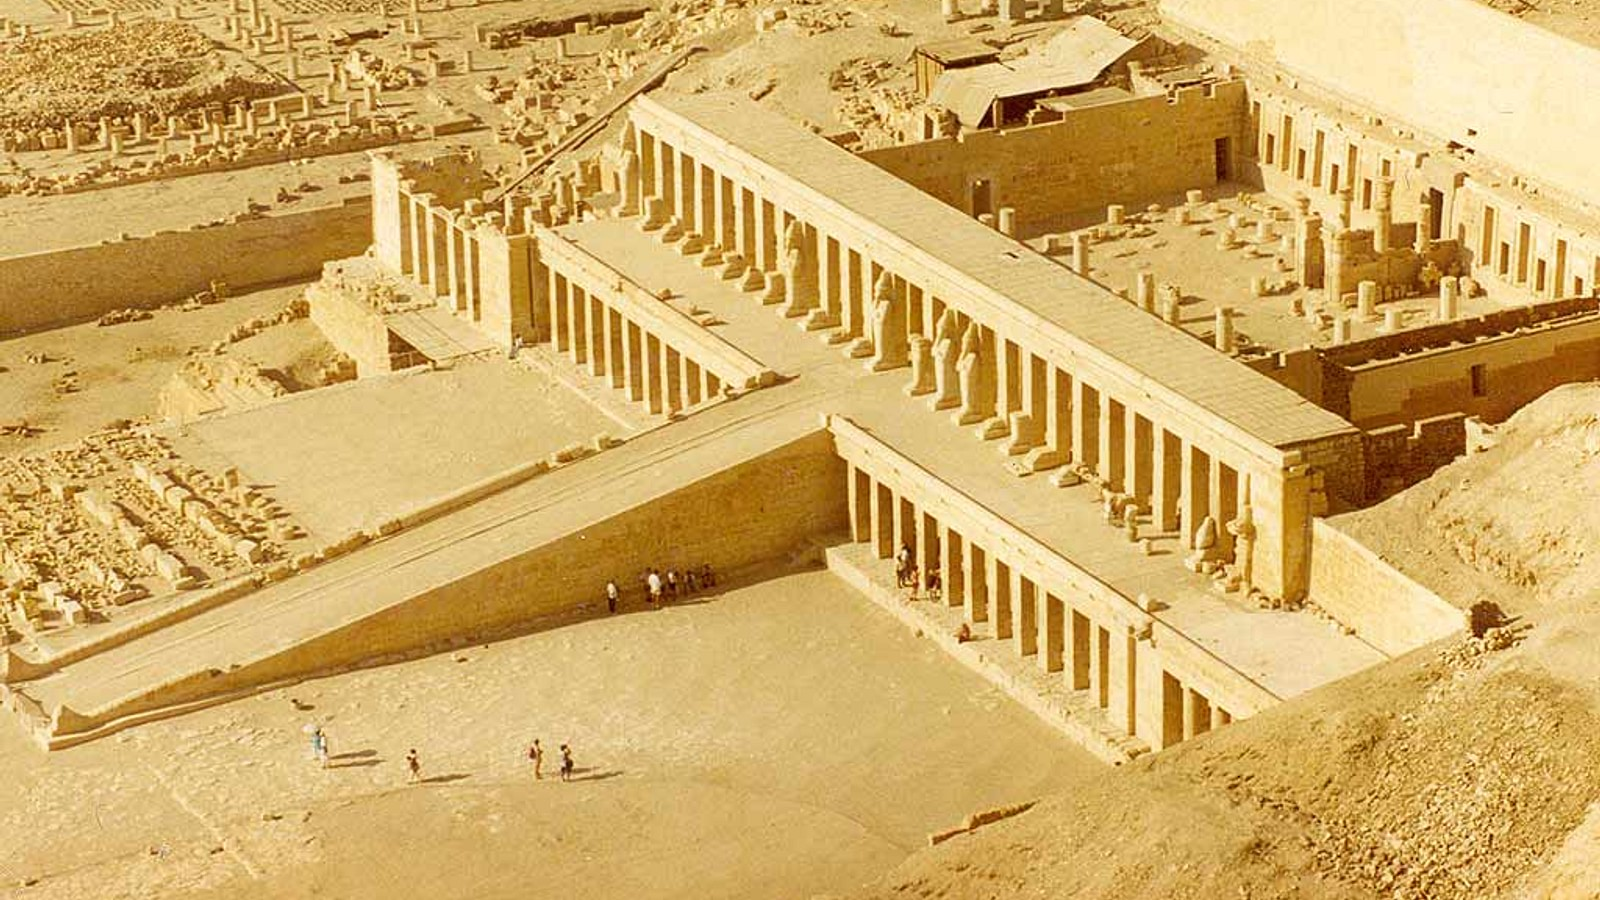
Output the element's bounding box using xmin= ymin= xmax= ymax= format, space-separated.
xmin=0 ymin=197 xmax=369 ymax=336
xmin=859 ymin=81 xmax=1249 ymax=233
xmin=70 ymin=430 xmax=847 ymax=729
xmin=1307 ymin=517 xmax=1461 ymax=656
xmin=1163 ymin=0 xmax=1600 ymax=213
xmin=1334 ymin=312 xmax=1600 ymax=429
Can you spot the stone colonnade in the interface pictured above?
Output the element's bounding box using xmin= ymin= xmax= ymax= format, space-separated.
xmin=833 ymin=416 xmax=1275 ymax=751
xmin=627 ymin=97 xmax=1325 ymax=600
xmin=530 ymin=225 xmax=774 ymax=416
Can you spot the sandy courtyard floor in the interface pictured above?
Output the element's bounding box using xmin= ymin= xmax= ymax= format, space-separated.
xmin=0 ymin=567 xmax=1100 ymax=900
xmin=163 ymin=357 xmax=621 ymax=540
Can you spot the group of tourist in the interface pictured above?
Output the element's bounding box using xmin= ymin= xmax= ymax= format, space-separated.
xmin=895 ymin=543 xmax=942 ymax=602
xmin=308 ymin=726 xmax=578 ymax=784
xmin=605 ymin=563 xmax=718 ymax=613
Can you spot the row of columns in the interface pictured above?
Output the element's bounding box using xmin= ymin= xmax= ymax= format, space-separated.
xmin=542 ymin=268 xmax=722 ymax=416
xmin=396 ymin=188 xmax=487 ymax=322
xmin=629 ymin=119 xmax=1254 ymax=563
xmin=846 ymin=462 xmax=1232 ymax=749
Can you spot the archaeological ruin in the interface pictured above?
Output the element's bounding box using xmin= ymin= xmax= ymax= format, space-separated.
xmin=2 ymin=0 xmax=1598 ymax=896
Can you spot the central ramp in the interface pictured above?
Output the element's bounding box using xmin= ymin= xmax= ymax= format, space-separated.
xmin=10 ymin=401 xmax=844 ymax=748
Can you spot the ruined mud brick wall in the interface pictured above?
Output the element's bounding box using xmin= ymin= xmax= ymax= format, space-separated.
xmin=0 ymin=198 xmax=368 ymax=335
xmin=90 ymin=430 xmax=847 ymax=720
xmin=1307 ymin=517 xmax=1461 ymax=656
xmin=1323 ymin=301 xmax=1600 ymax=429
xmin=1162 ymin=0 xmax=1600 ymax=214
xmin=859 ymin=81 xmax=1248 ymax=233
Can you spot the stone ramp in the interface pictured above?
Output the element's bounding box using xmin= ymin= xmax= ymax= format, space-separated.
xmin=7 ymin=399 xmax=845 ymax=749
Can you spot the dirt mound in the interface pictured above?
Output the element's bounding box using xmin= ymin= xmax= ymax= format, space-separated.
xmin=1337 ymin=381 xmax=1600 ymax=614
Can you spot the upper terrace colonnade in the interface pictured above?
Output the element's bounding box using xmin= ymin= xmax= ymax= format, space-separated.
xmin=624 ymin=92 xmax=1359 ymax=601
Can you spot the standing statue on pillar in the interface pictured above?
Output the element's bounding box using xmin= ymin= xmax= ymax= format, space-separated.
xmin=954 ymin=322 xmax=991 ymax=426
xmin=780 ymin=220 xmax=815 ymax=318
xmin=869 ymin=270 xmax=909 ymax=372
xmin=931 ymin=309 xmax=961 ymax=410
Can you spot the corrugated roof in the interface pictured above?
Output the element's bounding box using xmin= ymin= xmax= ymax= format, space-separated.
xmin=928 ymin=16 xmax=1138 ymax=126
xmin=637 ymin=92 xmax=1358 ymax=452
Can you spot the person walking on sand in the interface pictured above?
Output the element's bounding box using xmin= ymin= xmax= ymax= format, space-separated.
xmin=646 ymin=568 xmax=663 ymax=606
xmin=685 ymin=568 xmax=699 ymax=596
xmin=559 ymin=744 xmax=574 ymax=782
xmin=310 ymin=726 xmax=329 ymax=769
xmin=406 ymin=748 xmax=421 ymax=783
xmin=700 ymin=563 xmax=716 ymax=589
xmin=605 ymin=579 xmax=619 ymax=614
xmin=529 ymin=739 xmax=544 ymax=780
xmin=665 ymin=569 xmax=680 ymax=601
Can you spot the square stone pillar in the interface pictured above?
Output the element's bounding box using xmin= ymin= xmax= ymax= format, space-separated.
xmin=759 ymin=198 xmax=778 ymax=271
xmin=662 ymin=345 xmax=683 ymax=414
xmin=843 ymin=250 xmax=863 ymax=338
xmin=821 ymin=236 xmax=842 ymax=320
xmin=588 ymin=295 xmax=606 ymax=376
xmin=965 ymin=541 xmax=989 ymax=625
xmin=445 ymin=224 xmax=465 ymax=311
xmin=1089 ymin=622 xmax=1108 ymax=709
xmin=1073 ymin=380 xmax=1099 ymax=470
xmin=871 ymin=480 xmax=894 ymax=559
xmin=1067 ymin=608 xmax=1091 ymax=691
xmin=550 ymin=274 xmax=570 ymax=353
xmin=920 ymin=512 xmax=939 ymax=593
xmin=1098 ymin=393 xmax=1124 ymax=490
xmin=684 ymin=358 xmax=703 ymax=407
xmin=1126 ymin=413 xmax=1154 ymax=507
xmin=987 ymin=552 xmax=1010 ymax=639
xmin=715 ymin=173 xmax=735 ymax=249
xmin=1107 ymin=627 xmax=1137 ymax=736
xmin=940 ymin=525 xmax=965 ymax=609
xmin=1181 ymin=441 xmax=1211 ymax=548
xmin=1184 ymin=688 xmax=1212 ymax=741
xmin=644 ymin=333 xmax=664 ymax=414
xmin=655 ymin=140 xmax=675 ymax=211
xmin=1012 ymin=570 xmax=1037 ymax=656
xmin=1038 ymin=593 xmax=1063 ymax=672
xmin=411 ymin=197 xmax=430 ymax=287
xmin=738 ymin=188 xmax=757 ymax=262
xmin=623 ymin=320 xmax=645 ymax=402
xmin=677 ymin=152 xmax=696 ymax=231
xmin=605 ymin=308 xmax=625 ymax=388
xmin=698 ymin=164 xmax=716 ymax=240
xmin=1048 ymin=369 xmax=1072 ymax=458
xmin=567 ymin=285 xmax=587 ymax=365
xmin=849 ymin=465 xmax=871 ymax=543
xmin=1210 ymin=459 xmax=1239 ymax=561
xmin=1153 ymin=428 xmax=1182 ymax=532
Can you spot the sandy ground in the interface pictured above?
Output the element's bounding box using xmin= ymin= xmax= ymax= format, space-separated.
xmin=0 ymin=284 xmax=311 ymax=456
xmin=162 ymin=357 xmax=621 ymax=539
xmin=0 ymin=568 xmax=1099 ymax=900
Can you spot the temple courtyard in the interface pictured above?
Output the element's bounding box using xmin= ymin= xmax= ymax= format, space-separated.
xmin=0 ymin=567 xmax=1098 ymax=899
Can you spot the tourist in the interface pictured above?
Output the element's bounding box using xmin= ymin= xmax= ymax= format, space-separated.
xmin=956 ymin=622 xmax=972 ymax=643
xmin=528 ymin=739 xmax=544 ymax=780
xmin=665 ymin=569 xmax=680 ymax=600
xmin=700 ymin=563 xmax=716 ymax=588
xmin=895 ymin=543 xmax=913 ymax=587
xmin=925 ymin=568 xmax=942 ymax=602
xmin=605 ymin=579 xmax=619 ymax=614
xmin=406 ymin=748 xmax=421 ymax=783
xmin=905 ymin=565 xmax=920 ymax=602
xmin=685 ymin=568 xmax=699 ymax=596
xmin=646 ymin=568 xmax=663 ymax=605
xmin=309 ymin=726 xmax=329 ymax=768
xmin=559 ymin=743 xmax=574 ymax=782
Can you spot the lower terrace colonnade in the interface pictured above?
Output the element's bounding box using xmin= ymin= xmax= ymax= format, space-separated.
xmin=620 ymin=92 xmax=1362 ymax=604
xmin=831 ymin=414 xmax=1272 ymax=751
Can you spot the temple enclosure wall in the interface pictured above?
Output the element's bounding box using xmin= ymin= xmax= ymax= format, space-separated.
xmin=0 ymin=197 xmax=370 ymax=336
xmin=1307 ymin=518 xmax=1461 ymax=656
xmin=859 ymin=82 xmax=1248 ymax=233
xmin=1162 ymin=0 xmax=1600 ymax=212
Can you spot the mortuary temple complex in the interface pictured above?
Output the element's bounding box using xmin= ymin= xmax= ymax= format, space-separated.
xmin=2 ymin=0 xmax=1600 ymax=896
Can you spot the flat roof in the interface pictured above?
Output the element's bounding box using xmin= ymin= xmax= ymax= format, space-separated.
xmin=927 ymin=17 xmax=1139 ymax=126
xmin=637 ymin=92 xmax=1358 ymax=451
xmin=914 ymin=37 xmax=1000 ymax=66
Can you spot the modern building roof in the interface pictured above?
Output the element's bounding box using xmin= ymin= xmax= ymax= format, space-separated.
xmin=913 ymin=37 xmax=1000 ymax=67
xmin=636 ymin=92 xmax=1358 ymax=453
xmin=928 ymin=17 xmax=1139 ymax=126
